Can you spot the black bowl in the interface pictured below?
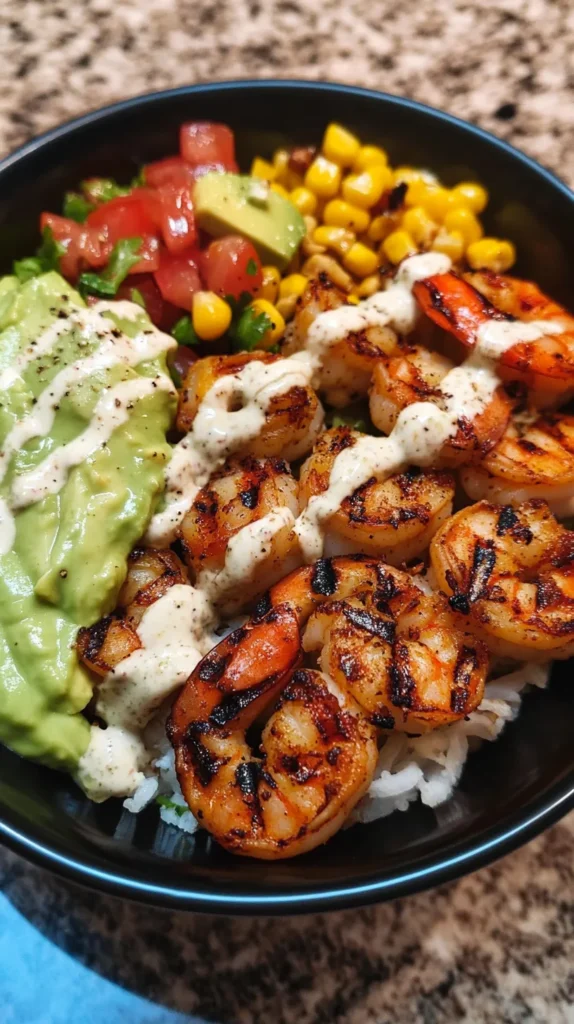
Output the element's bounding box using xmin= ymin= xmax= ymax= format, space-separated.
xmin=0 ymin=80 xmax=573 ymax=914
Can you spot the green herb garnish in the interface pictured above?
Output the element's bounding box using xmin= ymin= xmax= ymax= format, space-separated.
xmin=13 ymin=226 xmax=66 ymax=282
xmin=78 ymin=237 xmax=142 ymax=299
xmin=80 ymin=177 xmax=131 ymax=205
xmin=172 ymin=315 xmax=200 ymax=347
xmin=130 ymin=168 xmax=147 ymax=188
xmin=246 ymin=257 xmax=258 ymax=276
xmin=231 ymin=305 xmax=273 ymax=352
xmin=326 ymin=400 xmax=372 ymax=434
xmin=63 ymin=191 xmax=93 ymax=223
xmin=157 ymin=795 xmax=187 ymax=817
xmin=129 ymin=287 xmax=146 ymax=308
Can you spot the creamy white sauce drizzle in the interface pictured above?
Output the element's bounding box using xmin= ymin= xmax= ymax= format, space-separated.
xmin=0 ymin=304 xmax=175 ymax=553
xmin=145 ymin=355 xmax=313 ymax=545
xmin=197 ymin=507 xmax=296 ymax=601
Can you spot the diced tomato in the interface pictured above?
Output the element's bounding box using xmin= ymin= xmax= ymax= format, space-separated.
xmin=154 ymin=248 xmax=202 ymax=310
xmin=127 ymin=236 xmax=162 ymax=274
xmin=144 ymin=156 xmax=195 ymax=189
xmin=140 ymin=185 xmax=196 ymax=255
xmin=116 ymin=273 xmax=165 ymax=325
xmin=201 ymin=236 xmax=262 ymax=300
xmin=40 ymin=212 xmax=107 ymax=279
xmin=180 ymin=122 xmax=236 ymax=170
xmin=87 ymin=192 xmax=158 ymax=243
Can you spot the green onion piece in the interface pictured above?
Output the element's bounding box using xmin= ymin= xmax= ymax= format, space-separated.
xmin=63 ymin=191 xmax=93 ymax=223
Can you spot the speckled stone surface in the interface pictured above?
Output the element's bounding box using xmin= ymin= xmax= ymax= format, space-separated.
xmin=0 ymin=1 xmax=573 ymax=1021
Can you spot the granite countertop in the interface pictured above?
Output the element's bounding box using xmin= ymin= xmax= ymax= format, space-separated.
xmin=0 ymin=1 xmax=573 ymax=1022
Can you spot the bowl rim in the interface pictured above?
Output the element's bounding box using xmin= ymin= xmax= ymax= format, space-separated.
xmin=0 ymin=78 xmax=573 ymax=914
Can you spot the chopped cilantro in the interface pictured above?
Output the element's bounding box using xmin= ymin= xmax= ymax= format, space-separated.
xmin=78 ymin=237 xmax=142 ymax=299
xmin=246 ymin=257 xmax=258 ymax=276
xmin=130 ymin=287 xmax=146 ymax=308
xmin=172 ymin=315 xmax=200 ymax=347
xmin=130 ymin=168 xmax=147 ymax=188
xmin=327 ymin=400 xmax=371 ymax=434
xmin=63 ymin=191 xmax=93 ymax=223
xmin=157 ymin=795 xmax=187 ymax=817
xmin=80 ymin=177 xmax=131 ymax=205
xmin=13 ymin=226 xmax=66 ymax=282
xmin=231 ymin=304 xmax=273 ymax=352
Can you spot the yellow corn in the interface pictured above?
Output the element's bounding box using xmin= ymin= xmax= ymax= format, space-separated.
xmin=353 ymin=144 xmax=388 ymax=172
xmin=313 ymin=225 xmax=356 ymax=256
xmin=354 ymin=273 xmax=381 ymax=298
xmin=272 ymin=149 xmax=301 ymax=190
xmin=343 ymin=241 xmax=379 ymax=277
xmin=192 ymin=291 xmax=232 ymax=341
xmin=347 ymin=294 xmax=360 ymax=305
xmin=342 ymin=166 xmax=392 ymax=209
xmin=279 ymin=273 xmax=308 ymax=301
xmin=323 ymin=198 xmax=370 ymax=233
xmin=322 ymin=123 xmax=361 ymax=167
xmin=289 ymin=186 xmax=318 ymax=216
xmin=381 ymin=229 xmax=417 ymax=265
xmin=409 ymin=184 xmax=454 ymax=222
xmin=248 ymin=298 xmax=286 ymax=348
xmin=304 ymin=155 xmax=342 ymax=198
xmin=251 ymin=157 xmax=276 ymax=182
xmin=466 ymin=238 xmax=516 ymax=272
xmin=401 ymin=206 xmax=438 ymax=248
xmin=394 ymin=167 xmax=435 ymax=186
xmin=270 ymin=182 xmax=290 ymax=199
xmin=259 ymin=265 xmax=281 ymax=303
xmin=451 ymin=182 xmax=488 ymax=214
xmin=443 ymin=207 xmax=483 ymax=245
xmin=368 ymin=214 xmax=396 ymax=243
xmin=431 ymin=229 xmax=465 ymax=262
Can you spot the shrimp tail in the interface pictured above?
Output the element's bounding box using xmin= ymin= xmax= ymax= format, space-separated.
xmin=413 ymin=271 xmax=512 ymax=346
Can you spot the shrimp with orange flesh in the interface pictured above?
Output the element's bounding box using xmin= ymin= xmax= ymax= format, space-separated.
xmin=177 ymin=351 xmax=324 ymax=462
xmin=461 ymin=413 xmax=574 ymax=517
xmin=369 ymin=342 xmax=514 ymax=467
xmin=430 ymin=498 xmax=574 ymax=661
xmin=413 ymin=270 xmax=574 ymax=406
xmin=180 ymin=456 xmax=301 ymax=610
xmin=169 ymin=556 xmax=487 ymax=858
xmin=299 ymin=426 xmax=455 ymax=563
xmin=77 ymin=548 xmax=188 ymax=675
xmin=284 ymin=273 xmax=398 ymax=407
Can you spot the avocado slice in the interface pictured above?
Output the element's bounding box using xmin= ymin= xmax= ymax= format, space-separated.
xmin=194 ymin=173 xmax=306 ymax=270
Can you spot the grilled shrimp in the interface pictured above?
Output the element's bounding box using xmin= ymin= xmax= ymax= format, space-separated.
xmin=461 ymin=413 xmax=574 ymax=517
xmin=284 ymin=273 xmax=398 ymax=407
xmin=299 ymin=426 xmax=455 ymax=563
xmin=169 ymin=556 xmax=487 ymax=858
xmin=180 ymin=456 xmax=301 ymax=611
xmin=369 ymin=342 xmax=514 ymax=466
xmin=77 ymin=548 xmax=188 ymax=675
xmin=177 ymin=352 xmax=324 ymax=461
xmin=413 ymin=270 xmax=574 ymax=406
xmin=430 ymin=498 xmax=574 ymax=661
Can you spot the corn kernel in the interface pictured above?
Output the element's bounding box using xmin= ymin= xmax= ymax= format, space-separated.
xmin=381 ymin=229 xmax=417 ymax=265
xmin=343 ymin=241 xmax=380 ymax=277
xmin=401 ymin=206 xmax=438 ymax=248
xmin=394 ymin=167 xmax=436 ymax=186
xmin=368 ymin=214 xmax=396 ymax=243
xmin=411 ymin=185 xmax=454 ymax=222
xmin=248 ymin=298 xmax=286 ymax=348
xmin=270 ymin=182 xmax=290 ymax=199
xmin=279 ymin=273 xmax=308 ymax=301
xmin=444 ymin=207 xmax=483 ymax=245
xmin=304 ymin=155 xmax=342 ymax=198
xmin=192 ymin=291 xmax=232 ymax=341
xmin=289 ymin=186 xmax=317 ymax=216
xmin=354 ymin=273 xmax=381 ymax=298
xmin=313 ymin=225 xmax=356 ymax=256
xmin=466 ymin=237 xmax=516 ymax=273
xmin=431 ymin=229 xmax=465 ymax=262
xmin=451 ymin=182 xmax=488 ymax=214
xmin=259 ymin=265 xmax=281 ymax=303
xmin=342 ymin=166 xmax=392 ymax=209
xmin=322 ymin=123 xmax=361 ymax=167
xmin=323 ymin=199 xmax=370 ymax=233
xmin=273 ymin=148 xmax=290 ymax=175
xmin=353 ymin=145 xmax=388 ymax=172
xmin=251 ymin=157 xmax=276 ymax=182
xmin=347 ymin=294 xmax=360 ymax=304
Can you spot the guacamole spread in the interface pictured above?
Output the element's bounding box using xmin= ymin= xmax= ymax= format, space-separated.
xmin=0 ymin=272 xmax=176 ymax=771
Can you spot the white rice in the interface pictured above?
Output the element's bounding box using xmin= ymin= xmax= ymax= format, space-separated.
xmin=123 ymin=659 xmax=551 ymax=835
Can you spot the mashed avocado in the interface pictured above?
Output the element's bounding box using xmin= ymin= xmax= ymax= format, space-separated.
xmin=0 ymin=272 xmax=176 ymax=771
